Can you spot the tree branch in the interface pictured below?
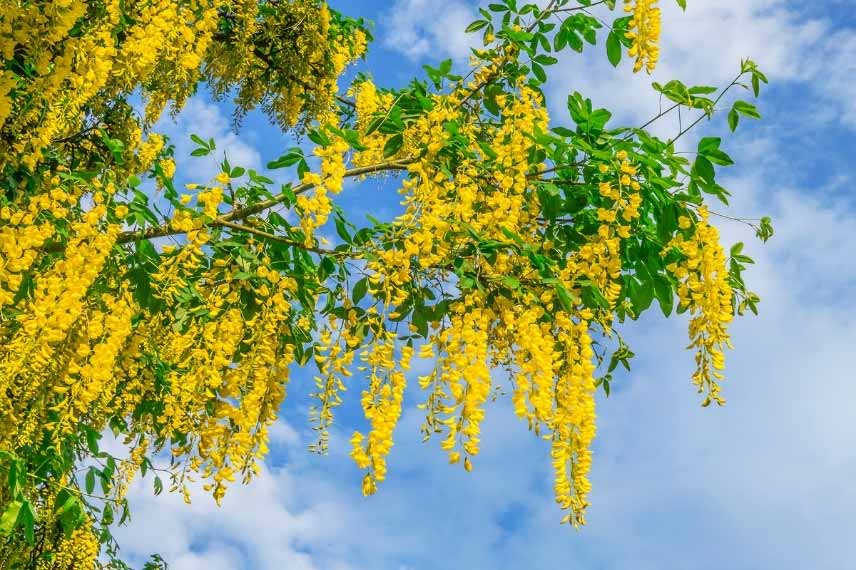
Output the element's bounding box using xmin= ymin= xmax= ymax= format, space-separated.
xmin=110 ymin=158 xmax=415 ymax=251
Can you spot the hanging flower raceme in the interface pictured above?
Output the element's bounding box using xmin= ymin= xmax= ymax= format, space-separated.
xmin=625 ymin=0 xmax=662 ymax=73
xmin=340 ymin=78 xmax=620 ymax=526
xmin=667 ymin=207 xmax=735 ymax=406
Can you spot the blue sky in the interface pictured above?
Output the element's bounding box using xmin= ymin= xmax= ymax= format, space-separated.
xmin=113 ymin=1 xmax=856 ymax=568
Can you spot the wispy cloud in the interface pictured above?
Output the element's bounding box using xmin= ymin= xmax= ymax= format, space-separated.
xmin=382 ymin=0 xmax=479 ymax=61
xmin=155 ymin=98 xmax=264 ymax=184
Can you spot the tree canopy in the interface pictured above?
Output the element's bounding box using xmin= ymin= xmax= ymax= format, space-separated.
xmin=0 ymin=0 xmax=772 ymax=567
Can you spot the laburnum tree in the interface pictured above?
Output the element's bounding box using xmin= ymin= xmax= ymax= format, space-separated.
xmin=0 ymin=0 xmax=774 ymax=567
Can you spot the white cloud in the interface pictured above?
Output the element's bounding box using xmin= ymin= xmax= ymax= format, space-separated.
xmin=381 ymin=0 xmax=856 ymax=135
xmin=113 ymin=430 xmax=355 ymax=570
xmin=382 ymin=0 xmax=479 ymax=61
xmin=155 ymin=98 xmax=264 ymax=184
xmin=806 ymin=27 xmax=856 ymax=126
xmin=544 ymin=0 xmax=835 ymax=138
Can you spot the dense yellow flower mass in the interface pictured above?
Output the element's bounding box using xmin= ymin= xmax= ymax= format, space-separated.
xmin=35 ymin=517 xmax=99 ymax=570
xmin=335 ymin=79 xmax=654 ymax=525
xmin=0 ymin=0 xmax=366 ymax=172
xmin=0 ymin=0 xmax=767 ymax=564
xmin=0 ymin=0 xmax=369 ymax=563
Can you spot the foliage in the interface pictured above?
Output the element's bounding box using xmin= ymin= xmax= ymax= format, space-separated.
xmin=0 ymin=0 xmax=771 ymax=567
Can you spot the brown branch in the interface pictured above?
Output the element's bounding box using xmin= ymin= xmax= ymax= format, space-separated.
xmin=458 ymin=0 xmax=563 ymax=107
xmin=220 ymin=158 xmax=414 ymax=221
xmin=107 ymin=158 xmax=415 ymax=251
xmin=215 ymin=219 xmax=339 ymax=256
xmin=669 ymin=71 xmax=744 ymax=146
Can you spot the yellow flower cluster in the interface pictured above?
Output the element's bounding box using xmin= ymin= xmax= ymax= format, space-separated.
xmin=0 ymin=175 xmax=80 ymax=308
xmin=344 ymin=77 xmax=620 ymax=525
xmin=204 ymin=0 xmax=367 ymax=130
xmin=350 ymin=80 xmax=398 ymax=166
xmin=0 ymin=0 xmax=364 ymax=170
xmin=311 ymin=317 xmax=357 ymax=452
xmin=0 ymin=0 xmax=182 ymax=168
xmin=296 ymin=134 xmax=350 ymax=245
xmin=550 ymin=315 xmax=597 ymax=526
xmin=201 ymin=285 xmax=295 ymax=502
xmin=152 ymin=226 xmax=208 ymax=304
xmin=0 ymin=0 xmax=749 ymax=551
xmin=624 ymin=0 xmax=662 ymax=73
xmin=433 ymin=298 xmax=493 ymax=463
xmin=667 ymin=207 xmax=734 ymax=406
xmin=350 ymin=331 xmax=408 ymax=493
xmin=135 ymin=133 xmax=167 ymax=173
xmin=52 ymin=288 xmax=136 ymax=436
xmin=0 ymin=6 xmax=372 ymax=557
xmin=36 ymin=517 xmax=99 ymax=570
xmin=0 ymin=205 xmax=119 ymax=448
xmin=149 ymin=255 xmax=297 ymax=505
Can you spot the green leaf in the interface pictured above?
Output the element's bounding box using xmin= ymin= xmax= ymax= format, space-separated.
xmin=267 ymin=148 xmax=304 ymax=170
xmin=688 ymin=85 xmax=717 ymax=95
xmin=318 ymin=256 xmax=336 ymax=281
xmin=85 ymin=468 xmax=96 ymax=494
xmin=6 ymin=459 xmax=20 ymax=496
xmin=675 ymin=0 xmax=687 ymax=9
xmin=606 ymin=31 xmax=622 ymax=67
xmin=502 ymin=276 xmax=521 ymax=290
xmin=694 ymin=156 xmax=715 ymax=185
xmin=555 ymin=284 xmax=575 ymax=313
xmin=751 ymin=74 xmax=761 ymax=97
xmin=352 ymin=277 xmax=369 ymax=304
xmin=589 ymin=109 xmax=612 ymax=131
xmin=534 ymin=54 xmax=558 ymax=66
xmin=728 ymin=109 xmax=739 ymax=132
xmin=383 ymin=133 xmax=404 ymax=158
xmin=85 ymin=428 xmax=101 ymax=455
xmin=297 ymin=159 xmax=310 ymax=180
xmin=477 ymin=141 xmax=497 ymax=160
xmin=697 ymin=136 xmax=721 ymax=154
xmin=733 ymin=100 xmax=761 ymax=119
xmin=102 ymin=502 xmax=114 ymax=525
xmin=566 ymin=30 xmax=583 ymax=52
xmin=307 ymin=129 xmax=332 ymax=147
xmin=756 ymin=216 xmax=774 ymax=242
xmin=0 ymin=500 xmax=22 ymax=535
xmin=627 ymin=275 xmax=655 ymax=315
xmin=653 ymin=275 xmax=674 ymax=317
xmin=334 ymin=216 xmax=352 ymax=244
xmin=698 ymin=137 xmax=734 ymax=166
xmin=582 ymin=284 xmax=610 ymax=311
xmin=342 ymin=129 xmax=368 ymax=151
xmin=19 ymin=501 xmax=34 ymax=545
xmin=705 ymin=149 xmax=734 ymax=166
xmin=465 ymin=20 xmax=488 ymax=33
xmin=55 ymin=491 xmax=84 ymax=535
